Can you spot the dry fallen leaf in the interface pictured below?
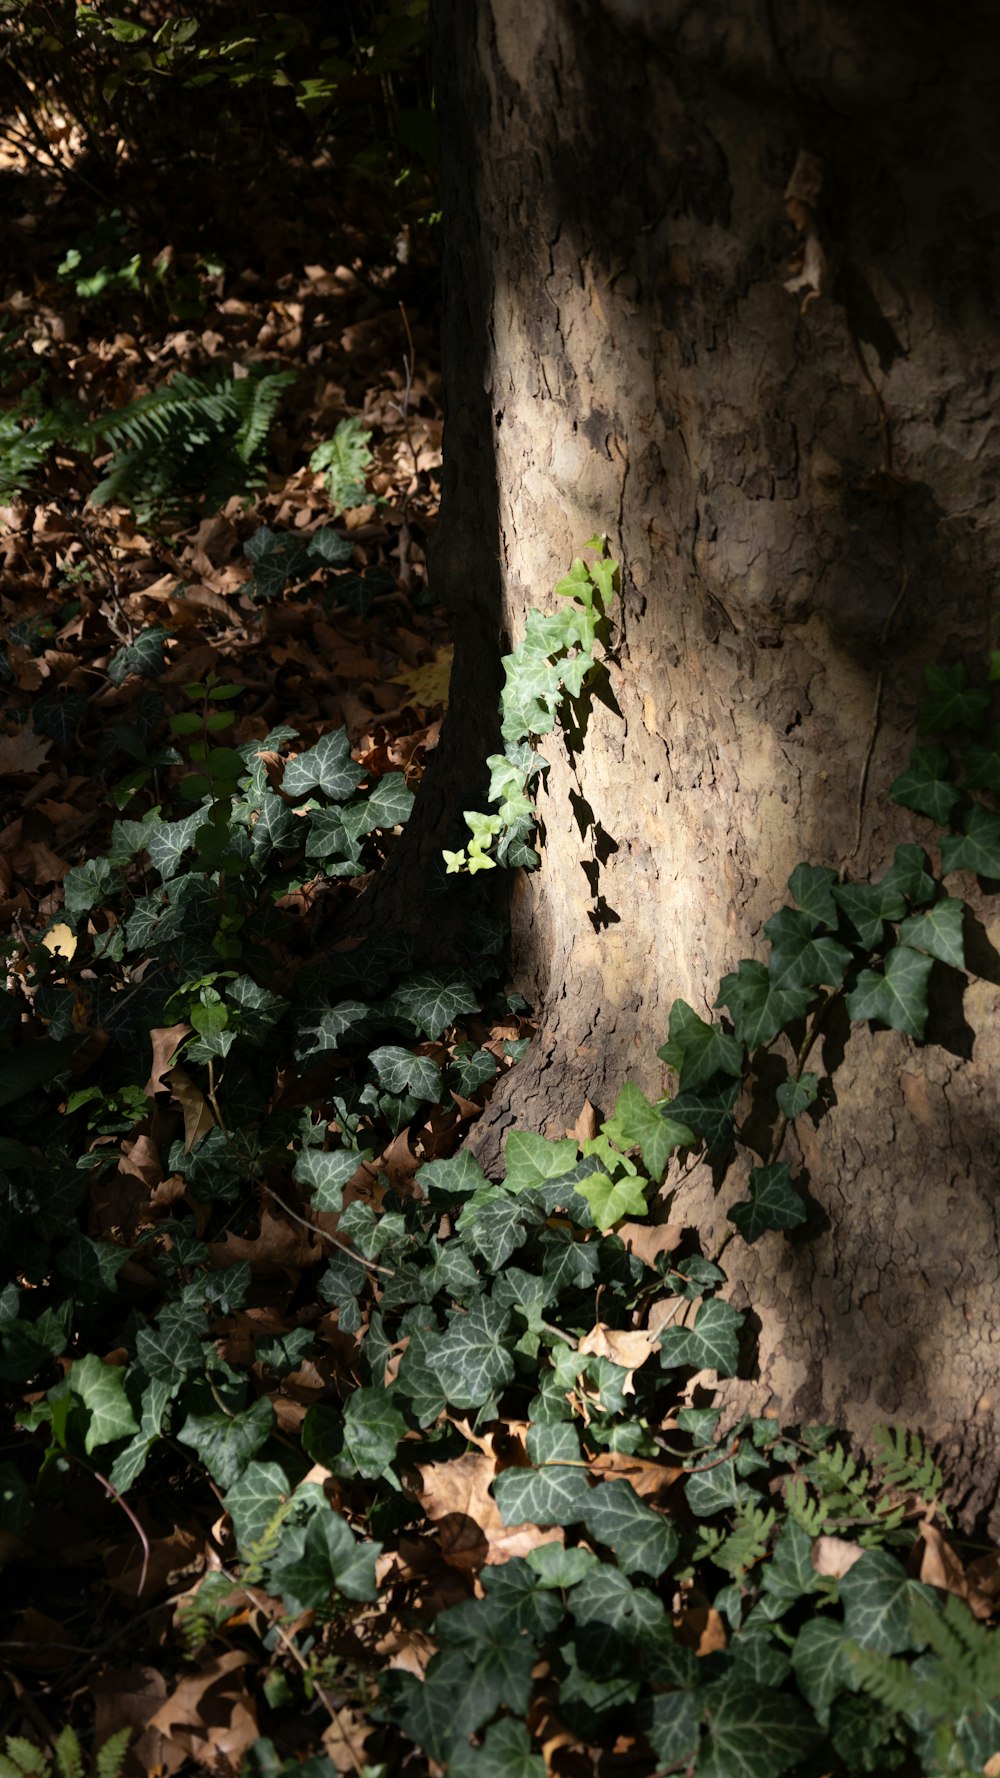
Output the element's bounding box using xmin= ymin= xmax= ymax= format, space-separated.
xmin=812 ymin=1534 xmax=864 ymax=1578
xmin=165 ymin=1064 xmax=215 ymax=1151
xmin=41 ymin=921 xmax=76 ymax=961
xmin=578 ymin=1321 xmax=658 ymax=1393
xmin=146 ymin=1023 xmax=192 ymax=1094
xmin=417 ymin=1451 xmax=562 ymax=1570
xmin=0 ymin=725 xmax=52 ymax=776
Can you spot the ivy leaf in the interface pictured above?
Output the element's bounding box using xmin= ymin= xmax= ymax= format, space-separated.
xmin=582 ymin=1478 xmax=678 ymax=1577
xmin=504 ymin=1128 xmax=580 ymax=1195
xmin=308 ymin=525 xmax=354 ymax=566
xmin=134 ymin=1314 xmax=205 ymax=1382
xmin=340 ymin=1387 xmax=408 ymax=1479
xmin=846 ymin=944 xmax=934 ymax=1039
xmin=573 ymin=1170 xmax=649 ymax=1229
xmin=428 ymin=1298 xmax=515 ymax=1410
xmin=775 ymin=1074 xmax=818 ymax=1118
xmin=369 ymin=1045 xmax=442 ymax=1103
xmin=525 ymin=1544 xmax=600 ymax=1588
xmin=293 ymin=1146 xmax=364 ymax=1214
xmin=448 ymin=1046 xmax=499 ymax=1096
xmin=888 ymin=746 xmax=961 ymax=824
xmin=178 ymin=1397 xmax=275 ymax=1490
xmin=299 ymin=999 xmax=373 ymax=1056
xmin=267 ymin=1502 xmax=379 ymax=1609
xmin=897 ymin=897 xmax=965 ymax=969
xmin=244 ymin=526 xmax=312 ymax=599
xmin=962 ymin=733 xmax=1000 ymax=792
xmin=389 ymin=971 xmax=481 ymax=1038
xmin=917 ymin=662 xmax=989 ymax=734
xmin=764 ymin=908 xmax=852 ymax=991
xmin=839 ymin=1548 xmax=926 ymax=1654
xmin=791 ymin=1619 xmax=856 ymax=1729
xmin=787 ymin=862 xmax=839 ymax=929
xmin=602 ymin=1080 xmax=693 ymax=1179
xmin=698 ymin=1677 xmax=821 ymax=1778
xmin=225 ymin=1460 xmax=289 ymax=1552
xmin=493 ymin=1463 xmax=592 ymax=1527
xmin=146 ymin=811 xmax=204 ymax=880
xmin=659 ymin=1297 xmax=742 ymax=1377
xmin=880 ymin=843 xmax=936 ymax=907
xmin=832 ymin=878 xmax=908 ymax=949
xmin=107 ymin=625 xmax=169 ymax=686
xmin=940 ymin=803 xmax=1000 ymax=878
xmin=657 ymin=999 xmax=744 ymax=1091
xmin=460 ymin=1197 xmax=536 ymax=1270
xmin=639 ymin=1693 xmax=702 ymax=1769
xmin=449 ymin=1719 xmax=546 ymax=1778
xmin=418 ymin=1150 xmax=489 ymax=1199
xmin=282 ymin=728 xmax=365 ymax=802
xmin=668 ymin=1077 xmax=740 ymax=1152
xmin=349 ymin=772 xmax=415 ymax=834
xmin=729 ymin=1162 xmax=806 ymax=1244
xmin=716 ymin=959 xmax=813 ymax=1049
xmin=67 ymin=1353 xmax=139 ymax=1453
xmin=684 ymin=1457 xmax=750 ymax=1518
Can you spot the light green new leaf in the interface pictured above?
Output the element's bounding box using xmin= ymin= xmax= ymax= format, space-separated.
xmin=573 ymin=1169 xmax=649 ymax=1229
xmin=728 ymin=1162 xmax=806 ymax=1244
xmin=428 ymin=1298 xmax=515 ymax=1410
xmin=657 ymin=999 xmax=744 ymax=1091
xmin=898 ymin=896 xmax=965 ymax=969
xmin=846 ymin=944 xmax=934 ymax=1039
xmin=582 ymin=1478 xmax=678 ymax=1577
xmin=525 ymin=1543 xmax=600 ymax=1588
xmin=68 ymin=1353 xmax=139 ymax=1453
xmin=715 ymin=959 xmax=813 ymax=1050
xmin=602 ymin=1079 xmax=693 ymax=1179
xmin=659 ymin=1296 xmax=742 ymax=1377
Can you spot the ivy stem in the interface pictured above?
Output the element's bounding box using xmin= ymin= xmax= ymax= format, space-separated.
xmin=264 ymin=1183 xmax=395 ymax=1279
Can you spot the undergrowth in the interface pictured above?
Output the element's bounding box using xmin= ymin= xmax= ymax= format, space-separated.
xmin=2 ymin=538 xmax=999 ymax=1775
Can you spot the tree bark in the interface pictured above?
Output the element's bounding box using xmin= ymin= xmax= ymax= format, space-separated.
xmin=429 ymin=0 xmax=1000 ymax=1530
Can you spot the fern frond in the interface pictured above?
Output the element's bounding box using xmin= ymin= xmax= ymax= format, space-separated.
xmin=53 ymin=1729 xmax=82 ymax=1778
xmin=873 ymin=1423 xmax=947 ymax=1517
xmin=848 ymin=1644 xmax=917 ymax=1715
xmin=93 ymin=1730 xmax=130 ymax=1778
xmin=0 ymin=1741 xmax=48 ymax=1778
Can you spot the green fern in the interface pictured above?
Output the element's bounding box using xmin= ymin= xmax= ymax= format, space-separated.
xmin=0 ymin=1731 xmax=129 ymax=1778
xmin=872 ymin=1422 xmax=949 ymax=1520
xmin=695 ymin=1500 xmax=776 ymax=1578
xmin=849 ymin=1594 xmax=1000 ymax=1777
xmin=84 ymin=367 xmax=295 ymax=514
xmin=310 ymin=416 xmax=374 ymax=510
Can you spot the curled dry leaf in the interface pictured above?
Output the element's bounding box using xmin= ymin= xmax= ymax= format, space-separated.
xmin=165 ymin=1064 xmax=215 ymax=1152
xmin=417 ymin=1451 xmax=562 ymax=1570
xmin=920 ymin=1520 xmax=993 ymax=1620
xmin=578 ymin=1321 xmax=658 ymax=1394
xmin=147 ymin=1648 xmax=258 ymax=1772
xmin=147 ymin=1024 xmax=191 ymax=1097
xmin=811 ymin=1534 xmax=864 ymax=1578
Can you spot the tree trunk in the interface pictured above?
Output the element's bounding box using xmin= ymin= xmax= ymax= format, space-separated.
xmin=428 ymin=0 xmax=1000 ymax=1530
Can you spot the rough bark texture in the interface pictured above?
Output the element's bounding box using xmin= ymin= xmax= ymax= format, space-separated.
xmin=429 ymin=0 xmax=1000 ymax=1529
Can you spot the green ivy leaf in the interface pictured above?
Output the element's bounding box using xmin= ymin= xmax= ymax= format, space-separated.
xmin=791 ymin=1619 xmax=856 ymax=1729
xmin=225 ymin=1460 xmax=290 ymax=1552
xmin=67 ymin=1353 xmax=139 ymax=1453
xmin=659 ymin=1297 xmax=742 ymax=1377
xmin=917 ymin=662 xmax=989 ymax=734
xmin=962 ymin=733 xmax=1000 ymax=792
xmin=493 ymin=1463 xmax=592 ymax=1527
xmin=369 ymin=1045 xmax=442 ymax=1103
xmin=775 ymin=1073 xmax=818 ymax=1118
xmin=267 ymin=1500 xmax=379 ymax=1609
xmin=728 ymin=1162 xmax=806 ymax=1244
xmin=418 ymin=1150 xmax=489 ymax=1199
xmin=460 ymin=1197 xmax=536 ymax=1270
xmin=880 ymin=843 xmax=936 ymax=907
xmin=639 ymin=1692 xmax=702 ymax=1769
xmin=832 ymin=878 xmax=908 ymax=949
xmin=698 ymin=1677 xmax=821 ymax=1778
xmin=107 ymin=625 xmax=169 ymax=686
xmin=573 ymin=1170 xmax=649 ymax=1230
xmin=177 ymin=1397 xmax=274 ymax=1489
xmin=839 ymin=1548 xmax=927 ymax=1654
xmin=897 ymin=896 xmax=965 ymax=969
xmin=846 ymin=944 xmax=934 ymax=1039
xmin=716 ymin=959 xmax=813 ymax=1049
xmin=389 ymin=971 xmax=481 ymax=1038
xmin=427 ymin=1298 xmax=515 ymax=1410
xmin=684 ymin=1456 xmax=751 ymax=1518
xmin=525 ymin=1544 xmax=600 ymax=1588
xmin=888 ymin=745 xmax=961 ymax=824
xmin=293 ymin=1145 xmax=365 ymax=1214
xmin=940 ymin=803 xmax=1000 ymax=878
xmin=787 ymin=862 xmax=839 ymax=929
xmin=282 ymin=728 xmax=365 ymax=801
xmin=657 ymin=999 xmax=744 ymax=1091
xmin=602 ymin=1080 xmax=694 ymax=1179
xmin=582 ymin=1478 xmax=678 ymax=1577
xmin=340 ymin=1386 xmax=408 ymax=1479
xmin=449 ymin=1718 xmax=546 ymax=1778
xmin=764 ymin=907 xmax=852 ymax=991
xmin=134 ymin=1314 xmax=205 ymax=1382
xmin=504 ymin=1129 xmax=579 ymax=1195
